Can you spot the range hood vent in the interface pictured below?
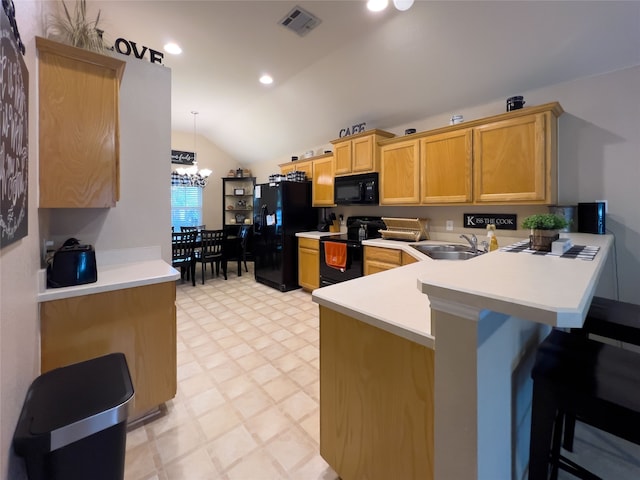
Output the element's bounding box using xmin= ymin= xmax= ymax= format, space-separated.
xmin=279 ymin=6 xmax=321 ymax=37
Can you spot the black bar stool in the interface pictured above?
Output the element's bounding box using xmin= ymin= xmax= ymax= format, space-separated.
xmin=529 ymin=307 xmax=640 ymax=480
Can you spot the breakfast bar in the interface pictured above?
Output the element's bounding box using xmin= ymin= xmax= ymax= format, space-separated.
xmin=312 ymin=233 xmax=613 ymax=480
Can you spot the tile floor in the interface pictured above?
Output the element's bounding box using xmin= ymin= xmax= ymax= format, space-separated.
xmin=123 ymin=262 xmax=640 ymax=480
xmin=123 ymin=263 xmax=339 ymax=480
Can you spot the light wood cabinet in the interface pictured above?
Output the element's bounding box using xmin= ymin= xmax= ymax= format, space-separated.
xmin=36 ymin=37 xmax=125 ymax=208
xmin=331 ymin=129 xmax=395 ymax=176
xmin=402 ymin=251 xmax=419 ymax=265
xmin=420 ymin=129 xmax=473 ymax=204
xmin=279 ymin=159 xmax=313 ymax=179
xmin=364 ymin=246 xmax=402 ymax=274
xmin=320 ymin=306 xmax=434 ymax=480
xmin=40 ymin=281 xmax=177 ymax=420
xmin=298 ymin=237 xmax=320 ymax=291
xmin=473 ymin=111 xmax=557 ymax=204
xmin=311 ymin=155 xmax=335 ymax=207
xmin=280 ymin=154 xmax=333 ymax=206
xmin=379 ymin=139 xmax=421 ymax=205
xmin=364 ymin=246 xmax=420 ymax=274
xmin=379 ymin=102 xmax=562 ymax=206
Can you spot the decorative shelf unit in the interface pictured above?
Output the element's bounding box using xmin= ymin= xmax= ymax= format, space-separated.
xmin=222 ymin=174 xmax=255 ymax=232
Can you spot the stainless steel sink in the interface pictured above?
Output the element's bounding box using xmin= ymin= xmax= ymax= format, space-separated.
xmin=424 ymin=250 xmax=479 ymax=260
xmin=410 ymin=244 xmax=482 ymax=260
xmin=412 ymin=244 xmax=471 ymax=253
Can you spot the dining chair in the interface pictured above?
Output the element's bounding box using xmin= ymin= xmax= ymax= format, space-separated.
xmin=171 ymin=230 xmax=197 ymax=286
xmin=180 ymin=226 xmax=198 ymax=232
xmin=195 ymin=229 xmax=227 ymax=284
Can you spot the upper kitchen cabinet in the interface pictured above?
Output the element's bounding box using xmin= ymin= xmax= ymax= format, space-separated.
xmin=473 ymin=105 xmax=561 ymax=204
xmin=420 ymin=129 xmax=473 ymax=204
xmin=312 ymin=155 xmax=335 ymax=207
xmin=379 ymin=138 xmax=421 ymax=205
xmin=36 ymin=37 xmax=126 ymax=208
xmin=379 ymin=102 xmax=562 ymax=206
xmin=331 ymin=129 xmax=395 ymax=176
xmin=280 ymin=154 xmax=334 ymax=206
xmin=280 ymin=158 xmax=313 ymax=180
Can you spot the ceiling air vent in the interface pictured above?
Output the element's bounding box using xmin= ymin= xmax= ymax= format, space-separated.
xmin=279 ymin=6 xmax=321 ymax=37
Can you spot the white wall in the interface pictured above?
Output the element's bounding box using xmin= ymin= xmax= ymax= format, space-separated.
xmin=1 ymin=3 xmax=172 ymax=477
xmin=1 ymin=2 xmax=43 ymax=479
xmin=170 ymin=131 xmax=241 ymax=231
xmin=45 ymin=54 xmax=172 ymax=262
xmin=253 ymin=65 xmax=640 ymax=303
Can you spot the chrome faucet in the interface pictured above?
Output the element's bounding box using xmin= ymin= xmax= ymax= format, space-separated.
xmin=460 ymin=234 xmax=478 ymax=254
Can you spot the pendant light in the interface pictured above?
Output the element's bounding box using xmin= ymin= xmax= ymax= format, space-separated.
xmin=176 ymin=111 xmax=211 ymax=186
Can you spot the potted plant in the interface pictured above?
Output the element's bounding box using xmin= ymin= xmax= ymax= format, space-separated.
xmin=522 ymin=213 xmax=569 ymax=251
xmin=46 ymin=0 xmax=106 ymax=53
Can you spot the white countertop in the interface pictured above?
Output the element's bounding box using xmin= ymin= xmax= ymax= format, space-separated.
xmin=38 ymin=246 xmax=180 ymax=302
xmin=312 ymin=261 xmax=434 ymax=348
xmin=296 ymin=231 xmax=344 ymax=239
xmin=419 ymin=233 xmax=613 ymax=327
xmin=312 ymin=233 xmax=613 ymax=346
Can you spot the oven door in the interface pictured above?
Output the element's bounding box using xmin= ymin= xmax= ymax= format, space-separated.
xmin=319 ymin=240 xmax=363 ymax=287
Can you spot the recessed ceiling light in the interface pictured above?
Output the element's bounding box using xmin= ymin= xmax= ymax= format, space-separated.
xmin=393 ymin=0 xmax=414 ymax=11
xmin=259 ymin=74 xmax=274 ymax=85
xmin=367 ymin=0 xmax=388 ymax=12
xmin=164 ymin=43 xmax=182 ymax=55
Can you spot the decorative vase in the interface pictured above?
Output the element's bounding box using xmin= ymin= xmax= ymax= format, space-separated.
xmin=529 ymin=229 xmax=559 ymax=252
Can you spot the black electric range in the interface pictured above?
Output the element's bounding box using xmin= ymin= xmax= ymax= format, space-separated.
xmin=319 ymin=216 xmax=386 ymax=287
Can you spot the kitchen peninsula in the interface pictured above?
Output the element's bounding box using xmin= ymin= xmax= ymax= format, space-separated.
xmin=312 ymin=233 xmax=613 ymax=480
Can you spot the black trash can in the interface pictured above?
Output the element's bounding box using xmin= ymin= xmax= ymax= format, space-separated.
xmin=13 ymin=353 xmax=134 ymax=480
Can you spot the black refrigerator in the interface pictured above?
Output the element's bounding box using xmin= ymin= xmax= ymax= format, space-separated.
xmin=253 ymin=181 xmax=316 ymax=292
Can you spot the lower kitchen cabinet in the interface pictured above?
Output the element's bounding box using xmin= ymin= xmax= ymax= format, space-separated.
xmin=364 ymin=246 xmax=418 ymax=275
xmin=298 ymin=237 xmax=320 ymax=291
xmin=320 ymin=306 xmax=434 ymax=480
xmin=40 ymin=281 xmax=177 ymax=420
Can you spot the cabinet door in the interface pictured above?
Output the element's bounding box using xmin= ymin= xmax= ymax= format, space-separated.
xmin=420 ymin=129 xmax=472 ymax=204
xmin=37 ymin=38 xmax=125 ymax=208
xmin=298 ymin=238 xmax=320 ymax=291
xmin=402 ymin=252 xmax=419 ymax=265
xmin=363 ymin=246 xmax=402 ymax=275
xmin=313 ymin=157 xmax=336 ymax=206
xmin=473 ymin=113 xmax=549 ymax=203
xmin=40 ymin=282 xmax=177 ymax=419
xmin=281 ymin=160 xmax=313 ymax=180
xmin=297 ymin=160 xmax=313 ymax=180
xmin=280 ymin=164 xmax=295 ymax=175
xmin=334 ymin=141 xmax=352 ymax=175
xmin=352 ymin=135 xmax=375 ymax=173
xmin=380 ymin=139 xmax=420 ymax=205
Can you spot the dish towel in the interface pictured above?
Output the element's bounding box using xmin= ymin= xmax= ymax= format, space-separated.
xmin=324 ymin=242 xmax=347 ymax=271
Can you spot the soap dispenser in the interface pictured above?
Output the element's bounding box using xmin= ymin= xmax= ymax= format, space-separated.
xmin=487 ymin=224 xmax=498 ymax=251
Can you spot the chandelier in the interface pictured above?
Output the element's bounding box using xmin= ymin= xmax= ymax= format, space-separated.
xmin=173 ymin=111 xmax=212 ymax=187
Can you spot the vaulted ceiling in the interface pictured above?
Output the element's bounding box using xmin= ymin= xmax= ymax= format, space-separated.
xmin=87 ymin=1 xmax=640 ymax=165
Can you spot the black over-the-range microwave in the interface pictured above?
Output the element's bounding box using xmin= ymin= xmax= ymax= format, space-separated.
xmin=334 ymin=172 xmax=379 ymax=205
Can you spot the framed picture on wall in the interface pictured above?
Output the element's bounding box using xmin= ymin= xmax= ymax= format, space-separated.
xmin=1 ymin=3 xmax=29 ymax=249
xmin=171 ymin=150 xmax=195 ymax=165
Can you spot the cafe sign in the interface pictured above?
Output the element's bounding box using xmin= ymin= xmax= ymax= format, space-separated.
xmin=463 ymin=213 xmax=518 ymax=230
